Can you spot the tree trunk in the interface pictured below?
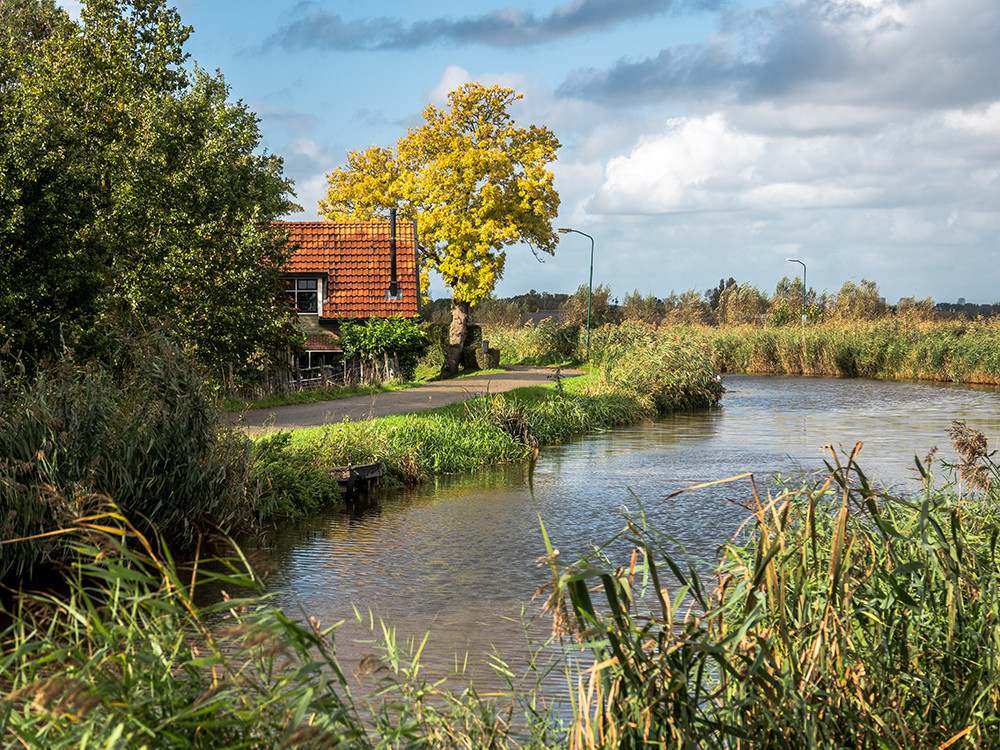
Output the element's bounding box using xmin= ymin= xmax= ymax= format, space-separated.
xmin=441 ymin=298 xmax=470 ymax=378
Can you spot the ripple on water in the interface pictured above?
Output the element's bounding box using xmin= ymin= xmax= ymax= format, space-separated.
xmin=268 ymin=375 xmax=1000 ymax=695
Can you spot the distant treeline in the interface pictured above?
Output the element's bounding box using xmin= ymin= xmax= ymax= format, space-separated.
xmin=422 ymin=277 xmax=1000 ymax=328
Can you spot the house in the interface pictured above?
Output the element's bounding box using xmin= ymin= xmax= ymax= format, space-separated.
xmin=274 ymin=218 xmax=420 ymax=370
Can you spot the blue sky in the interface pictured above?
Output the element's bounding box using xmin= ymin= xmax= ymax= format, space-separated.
xmin=60 ymin=0 xmax=1000 ymax=305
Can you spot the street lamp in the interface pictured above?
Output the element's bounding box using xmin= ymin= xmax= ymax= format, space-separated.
xmin=557 ymin=227 xmax=595 ymax=355
xmin=786 ymin=258 xmax=807 ymax=324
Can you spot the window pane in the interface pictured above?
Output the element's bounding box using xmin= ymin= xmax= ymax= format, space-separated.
xmin=298 ymin=291 xmax=318 ymax=313
xmin=298 ymin=279 xmax=318 ymax=290
xmin=281 ymin=278 xmax=294 ymax=290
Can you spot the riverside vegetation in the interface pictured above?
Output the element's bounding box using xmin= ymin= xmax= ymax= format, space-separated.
xmin=5 ymin=413 xmax=1000 ymax=746
xmin=486 ymin=316 xmax=1000 ymax=384
xmin=6 ymin=313 xmax=1000 ymax=745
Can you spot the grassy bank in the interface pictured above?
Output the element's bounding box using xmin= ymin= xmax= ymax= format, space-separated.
xmin=485 ymin=318 xmax=1000 ymax=384
xmin=1 ymin=328 xmax=722 ymax=578
xmin=5 ymin=429 xmax=999 ymax=747
xmin=273 ymin=327 xmax=722 ymax=488
xmin=704 ymin=317 xmax=1000 ymax=383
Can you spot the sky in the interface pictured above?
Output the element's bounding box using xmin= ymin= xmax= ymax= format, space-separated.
xmin=59 ymin=0 xmax=1000 ymax=305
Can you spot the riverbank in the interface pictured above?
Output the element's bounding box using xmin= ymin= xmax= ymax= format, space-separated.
xmin=251 ymin=336 xmax=723 ymax=516
xmin=488 ymin=318 xmax=1000 ymax=385
xmin=6 ymin=425 xmax=1000 ymax=747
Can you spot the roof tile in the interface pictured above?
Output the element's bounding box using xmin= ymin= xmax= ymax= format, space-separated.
xmin=274 ymin=221 xmax=420 ymax=319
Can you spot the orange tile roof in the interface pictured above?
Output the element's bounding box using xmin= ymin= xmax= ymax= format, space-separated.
xmin=275 ymin=221 xmax=420 ymax=319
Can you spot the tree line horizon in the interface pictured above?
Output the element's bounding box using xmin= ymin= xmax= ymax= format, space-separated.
xmin=419 ymin=278 xmax=1000 ymax=327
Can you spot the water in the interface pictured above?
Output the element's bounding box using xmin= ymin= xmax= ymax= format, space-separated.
xmin=267 ymin=375 xmax=1000 ymax=691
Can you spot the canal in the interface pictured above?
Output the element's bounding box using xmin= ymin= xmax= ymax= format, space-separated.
xmin=266 ymin=375 xmax=1000 ymax=692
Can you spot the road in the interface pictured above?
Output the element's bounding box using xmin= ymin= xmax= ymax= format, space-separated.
xmin=229 ymin=365 xmax=582 ymax=435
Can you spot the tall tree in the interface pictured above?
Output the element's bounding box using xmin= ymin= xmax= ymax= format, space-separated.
xmin=0 ymin=0 xmax=297 ymax=373
xmin=321 ymin=83 xmax=560 ymax=376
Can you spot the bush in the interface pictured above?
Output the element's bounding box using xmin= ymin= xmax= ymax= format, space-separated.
xmin=419 ymin=321 xmax=483 ymax=372
xmin=249 ymin=432 xmax=342 ymax=520
xmin=483 ymin=319 xmax=580 ymax=365
xmin=0 ymin=334 xmax=256 ymax=579
xmin=339 ymin=316 xmax=430 ymax=380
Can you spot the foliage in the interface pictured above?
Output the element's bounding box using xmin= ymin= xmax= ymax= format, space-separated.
xmin=715 ymin=282 xmax=770 ymax=325
xmin=560 ymin=283 xmax=616 ymax=328
xmin=696 ymin=318 xmax=1000 ymax=384
xmin=420 ymin=321 xmax=484 ymax=372
xmin=585 ymin=321 xmax=723 ymax=412
xmin=338 ymin=315 xmax=430 ymax=380
xmin=483 ymin=319 xmax=581 ymax=365
xmin=543 ymin=438 xmax=1000 ymax=748
xmin=664 ymin=289 xmax=712 ymax=325
xmin=706 ymin=276 xmax=737 ymax=310
xmin=470 ymin=295 xmax=527 ymax=328
xmin=1 ymin=516 xmax=546 ymax=748
xmin=0 ymin=332 xmax=257 ymax=578
xmin=829 ymin=278 xmax=889 ymax=321
xmin=620 ymin=289 xmax=665 ymax=324
xmin=0 ymin=0 xmax=296 ymax=374
xmin=320 ymin=82 xmax=561 ymax=375
xmin=248 ymin=431 xmax=342 ymax=521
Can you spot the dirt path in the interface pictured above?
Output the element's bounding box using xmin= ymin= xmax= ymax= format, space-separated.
xmin=229 ymin=365 xmax=582 ymax=436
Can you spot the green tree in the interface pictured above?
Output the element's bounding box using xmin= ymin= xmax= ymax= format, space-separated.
xmin=621 ymin=290 xmax=665 ymax=324
xmin=320 ymin=83 xmax=561 ymax=377
xmin=716 ymin=283 xmax=769 ymax=325
xmin=0 ymin=0 xmax=296 ymax=375
xmin=771 ymin=275 xmax=819 ymax=325
xmin=706 ymin=277 xmax=737 ymax=310
xmin=561 ymin=283 xmax=616 ymax=327
xmin=664 ymin=289 xmax=711 ymax=325
xmin=830 ymin=279 xmax=888 ymax=321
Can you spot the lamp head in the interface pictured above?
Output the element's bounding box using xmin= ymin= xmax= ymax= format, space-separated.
xmin=558 ymin=228 xmax=571 ymax=234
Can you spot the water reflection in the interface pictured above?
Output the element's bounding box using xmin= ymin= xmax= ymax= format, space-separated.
xmin=269 ymin=375 xmax=1000 ymax=690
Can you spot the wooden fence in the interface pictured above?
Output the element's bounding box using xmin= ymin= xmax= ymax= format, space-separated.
xmin=220 ymin=354 xmax=402 ymax=402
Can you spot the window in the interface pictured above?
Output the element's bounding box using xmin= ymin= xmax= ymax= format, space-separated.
xmin=284 ymin=277 xmax=320 ymax=314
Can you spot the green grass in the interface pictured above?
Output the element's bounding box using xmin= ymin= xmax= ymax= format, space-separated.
xmin=265 ymin=344 xmax=720 ymax=494
xmin=7 ymin=430 xmax=1000 ymax=748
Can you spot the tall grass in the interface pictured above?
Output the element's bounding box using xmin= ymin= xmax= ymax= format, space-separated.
xmin=0 ymin=336 xmax=257 ymax=579
xmin=485 ymin=320 xmax=581 ymax=366
xmin=484 ymin=318 xmax=1000 ymax=384
xmin=0 ymin=506 xmax=548 ymax=748
xmin=705 ymin=318 xmax=1000 ymax=383
xmin=8 ymin=433 xmax=1000 ymax=747
xmin=544 ymin=434 xmax=1000 ymax=748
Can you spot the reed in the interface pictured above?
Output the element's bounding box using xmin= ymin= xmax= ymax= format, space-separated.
xmin=704 ymin=318 xmax=1000 ymax=383
xmin=486 ymin=318 xmax=1000 ymax=385
xmin=0 ymin=506 xmax=544 ymax=748
xmin=543 ymin=432 xmax=1000 ymax=748
xmin=6 ymin=434 xmax=1000 ymax=747
xmin=0 ymin=335 xmax=257 ymax=579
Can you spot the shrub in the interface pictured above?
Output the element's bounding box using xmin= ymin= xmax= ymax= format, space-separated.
xmin=339 ymin=316 xmax=429 ymax=380
xmin=420 ymin=321 xmax=484 ymax=372
xmin=0 ymin=334 xmax=255 ymax=578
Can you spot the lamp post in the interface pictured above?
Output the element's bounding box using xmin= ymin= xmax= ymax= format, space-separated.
xmin=786 ymin=258 xmax=807 ymax=324
xmin=558 ymin=227 xmax=595 ymax=355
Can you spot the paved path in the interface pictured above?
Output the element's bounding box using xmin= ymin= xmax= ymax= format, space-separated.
xmin=230 ymin=365 xmax=582 ymax=435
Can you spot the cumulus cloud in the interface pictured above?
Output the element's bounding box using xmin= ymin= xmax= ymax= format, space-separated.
xmin=589 ymin=104 xmax=1000 ymax=217
xmin=560 ymin=0 xmax=1000 ymax=111
xmin=267 ymin=0 xmax=722 ymax=51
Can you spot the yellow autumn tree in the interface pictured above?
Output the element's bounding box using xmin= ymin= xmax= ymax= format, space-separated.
xmin=320 ymin=83 xmax=561 ymax=376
